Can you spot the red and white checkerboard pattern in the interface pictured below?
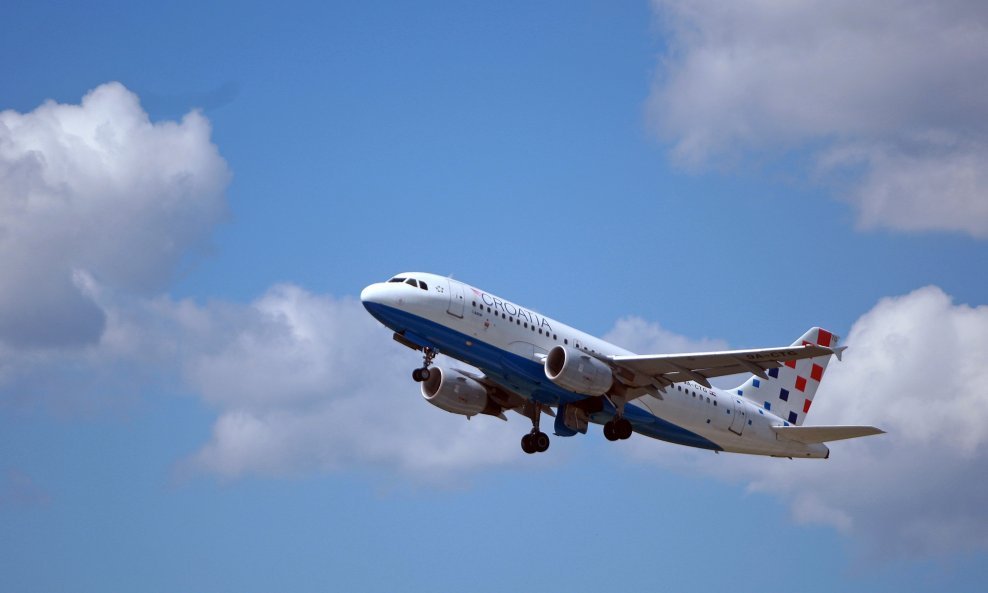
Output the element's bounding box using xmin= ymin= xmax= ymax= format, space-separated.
xmin=734 ymin=327 xmax=838 ymax=426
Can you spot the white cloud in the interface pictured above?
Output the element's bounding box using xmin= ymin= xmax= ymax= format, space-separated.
xmin=650 ymin=0 xmax=988 ymax=237
xmin=0 ymin=281 xmax=528 ymax=480
xmin=177 ymin=285 xmax=526 ymax=480
xmin=623 ymin=286 xmax=988 ymax=558
xmin=0 ymin=83 xmax=533 ymax=481
xmin=0 ymin=82 xmax=230 ymax=347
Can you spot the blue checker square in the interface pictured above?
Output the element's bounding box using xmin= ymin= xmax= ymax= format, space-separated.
xmin=788 ymin=411 xmax=798 ymax=424
xmin=753 ymin=379 xmax=761 ymax=388
xmin=764 ymin=401 xmax=771 ymax=411
xmin=768 ymin=367 xmax=779 ymax=378
xmin=737 ymin=389 xmax=743 ymax=396
xmin=779 ymin=388 xmax=789 ymax=401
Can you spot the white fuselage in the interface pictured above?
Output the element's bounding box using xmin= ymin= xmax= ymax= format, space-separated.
xmin=361 ymin=272 xmax=829 ymax=458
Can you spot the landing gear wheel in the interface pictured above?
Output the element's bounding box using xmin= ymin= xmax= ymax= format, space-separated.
xmin=604 ymin=418 xmax=633 ymax=441
xmin=616 ymin=418 xmax=633 ymax=440
xmin=412 ymin=348 xmax=438 ymax=383
xmin=520 ymin=404 xmax=551 ymax=454
xmin=521 ymin=431 xmax=550 ymax=454
xmin=532 ymin=431 xmax=550 ymax=452
xmin=521 ymin=434 xmax=537 ymax=454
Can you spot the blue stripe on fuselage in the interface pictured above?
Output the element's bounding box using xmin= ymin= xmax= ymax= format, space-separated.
xmin=363 ymin=301 xmax=722 ymax=451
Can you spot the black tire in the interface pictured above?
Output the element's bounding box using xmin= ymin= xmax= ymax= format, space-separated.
xmin=521 ymin=434 xmax=536 ymax=454
xmin=533 ymin=432 xmax=550 ymax=453
xmin=412 ymin=368 xmax=423 ymax=382
xmin=617 ymin=418 xmax=633 ymax=440
xmin=420 ymin=368 xmax=431 ymax=381
xmin=603 ymin=421 xmax=619 ymax=441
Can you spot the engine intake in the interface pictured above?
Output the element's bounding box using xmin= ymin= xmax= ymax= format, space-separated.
xmin=421 ymin=367 xmax=498 ymax=417
xmin=544 ymin=345 xmax=613 ymax=396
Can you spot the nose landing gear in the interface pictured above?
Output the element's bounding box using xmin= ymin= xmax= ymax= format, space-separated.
xmin=411 ymin=347 xmax=438 ymax=382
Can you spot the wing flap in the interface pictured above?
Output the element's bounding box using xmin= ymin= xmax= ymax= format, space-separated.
xmin=772 ymin=425 xmax=885 ymax=444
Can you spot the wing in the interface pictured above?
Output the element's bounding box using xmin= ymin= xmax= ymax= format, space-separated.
xmin=608 ymin=344 xmax=834 ymax=389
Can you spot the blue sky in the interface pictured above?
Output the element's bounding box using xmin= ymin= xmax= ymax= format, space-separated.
xmin=3 ymin=1 xmax=988 ymax=592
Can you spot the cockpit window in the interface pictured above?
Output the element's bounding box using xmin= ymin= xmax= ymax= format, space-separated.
xmin=388 ymin=276 xmax=428 ymax=290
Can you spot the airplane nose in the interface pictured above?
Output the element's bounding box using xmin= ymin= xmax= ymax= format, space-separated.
xmin=360 ymin=283 xmax=381 ymax=305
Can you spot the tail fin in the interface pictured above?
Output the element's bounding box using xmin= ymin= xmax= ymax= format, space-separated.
xmin=733 ymin=327 xmax=840 ymax=426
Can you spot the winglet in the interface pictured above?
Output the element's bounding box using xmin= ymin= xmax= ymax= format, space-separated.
xmin=834 ymin=346 xmax=848 ymax=361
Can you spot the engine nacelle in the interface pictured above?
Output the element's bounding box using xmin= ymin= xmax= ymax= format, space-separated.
xmin=421 ymin=367 xmax=495 ymax=417
xmin=544 ymin=345 xmax=613 ymax=396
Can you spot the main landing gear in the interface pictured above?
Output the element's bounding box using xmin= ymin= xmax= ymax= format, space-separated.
xmin=603 ymin=417 xmax=633 ymax=441
xmin=521 ymin=403 xmax=550 ymax=454
xmin=411 ymin=348 xmax=437 ymax=383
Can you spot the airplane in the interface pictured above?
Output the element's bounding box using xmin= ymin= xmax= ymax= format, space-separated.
xmin=361 ymin=272 xmax=884 ymax=457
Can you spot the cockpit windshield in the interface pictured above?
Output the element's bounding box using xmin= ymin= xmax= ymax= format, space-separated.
xmin=387 ymin=276 xmax=428 ymax=291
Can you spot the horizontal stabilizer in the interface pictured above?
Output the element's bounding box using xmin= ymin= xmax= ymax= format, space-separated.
xmin=772 ymin=425 xmax=885 ymax=444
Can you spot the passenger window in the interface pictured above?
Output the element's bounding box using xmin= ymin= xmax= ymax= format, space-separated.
xmin=524 ymin=322 xmax=528 ymax=328
xmin=564 ymin=339 xmax=568 ymax=345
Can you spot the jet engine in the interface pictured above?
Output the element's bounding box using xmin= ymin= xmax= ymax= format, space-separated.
xmin=421 ymin=367 xmax=499 ymax=417
xmin=544 ymin=345 xmax=613 ymax=396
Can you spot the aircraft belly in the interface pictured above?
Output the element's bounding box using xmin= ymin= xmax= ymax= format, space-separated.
xmin=368 ymin=303 xmax=724 ymax=451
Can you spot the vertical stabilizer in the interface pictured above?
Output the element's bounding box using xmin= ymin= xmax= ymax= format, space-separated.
xmin=733 ymin=327 xmax=839 ymax=426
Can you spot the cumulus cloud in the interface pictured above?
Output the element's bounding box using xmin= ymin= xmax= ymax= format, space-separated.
xmin=0 ymin=280 xmax=527 ymax=480
xmin=623 ymin=286 xmax=988 ymax=558
xmin=650 ymin=0 xmax=988 ymax=237
xmin=0 ymin=82 xmax=230 ymax=347
xmin=178 ymin=285 xmax=526 ymax=480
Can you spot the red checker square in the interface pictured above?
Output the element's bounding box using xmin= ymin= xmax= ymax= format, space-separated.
xmin=784 ymin=360 xmax=796 ymax=369
xmin=795 ymin=376 xmax=807 ymax=392
xmin=810 ymin=364 xmax=824 ymax=382
xmin=803 ymin=399 xmax=812 ymax=413
xmin=817 ymin=329 xmax=832 ymax=347
xmin=802 ymin=340 xmax=812 ymax=346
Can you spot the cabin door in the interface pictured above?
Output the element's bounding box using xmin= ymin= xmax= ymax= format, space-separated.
xmin=729 ymin=398 xmax=746 ymax=435
xmin=446 ymin=279 xmax=465 ymax=318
